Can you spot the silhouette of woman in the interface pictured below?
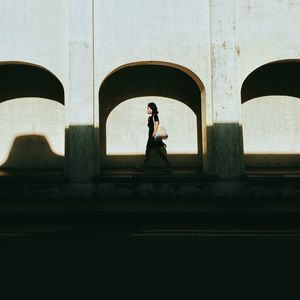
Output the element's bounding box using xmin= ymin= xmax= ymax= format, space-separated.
xmin=139 ymin=102 xmax=172 ymax=172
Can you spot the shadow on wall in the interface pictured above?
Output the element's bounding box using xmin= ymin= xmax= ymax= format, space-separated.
xmin=1 ymin=125 xmax=299 ymax=177
xmin=65 ymin=125 xmax=96 ymax=181
xmin=241 ymin=61 xmax=300 ymax=101
xmin=207 ymin=123 xmax=244 ymax=178
xmin=1 ymin=135 xmax=64 ymax=169
xmin=0 ymin=64 xmax=64 ymax=104
xmin=244 ymin=154 xmax=300 ymax=168
xmin=104 ymin=122 xmax=244 ymax=178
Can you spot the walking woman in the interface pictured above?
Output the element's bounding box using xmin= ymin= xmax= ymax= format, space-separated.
xmin=138 ymin=102 xmax=172 ymax=172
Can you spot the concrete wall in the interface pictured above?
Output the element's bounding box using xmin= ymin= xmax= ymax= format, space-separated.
xmin=242 ymin=96 xmax=300 ymax=167
xmin=236 ymin=0 xmax=300 ymax=168
xmin=236 ymin=0 xmax=300 ymax=84
xmin=0 ymin=0 xmax=300 ymax=180
xmin=94 ymin=0 xmax=210 ymax=84
xmin=0 ymin=0 xmax=68 ymax=169
xmin=95 ymin=0 xmax=210 ymax=171
xmin=0 ymin=98 xmax=64 ymax=168
xmin=0 ymin=0 xmax=68 ymax=82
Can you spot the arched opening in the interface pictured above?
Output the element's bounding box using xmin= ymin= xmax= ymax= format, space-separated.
xmin=0 ymin=62 xmax=65 ymax=176
xmin=241 ymin=60 xmax=300 ymax=173
xmin=98 ymin=63 xmax=205 ymax=174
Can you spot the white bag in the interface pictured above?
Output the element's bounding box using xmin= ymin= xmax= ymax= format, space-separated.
xmin=153 ymin=116 xmax=168 ymax=140
xmin=155 ymin=126 xmax=168 ymax=140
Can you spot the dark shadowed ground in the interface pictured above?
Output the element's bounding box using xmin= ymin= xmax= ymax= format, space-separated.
xmin=1 ymin=210 xmax=300 ymax=300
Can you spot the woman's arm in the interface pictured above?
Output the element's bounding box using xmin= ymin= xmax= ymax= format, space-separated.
xmin=152 ymin=121 xmax=159 ymax=137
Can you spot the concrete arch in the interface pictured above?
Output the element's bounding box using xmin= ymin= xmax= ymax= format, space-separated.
xmin=99 ymin=61 xmax=204 ymax=115
xmin=241 ymin=59 xmax=300 ymax=103
xmin=0 ymin=62 xmax=65 ymax=171
xmin=241 ymin=60 xmax=300 ymax=169
xmin=98 ymin=61 xmax=205 ymax=170
xmin=0 ymin=61 xmax=64 ymax=104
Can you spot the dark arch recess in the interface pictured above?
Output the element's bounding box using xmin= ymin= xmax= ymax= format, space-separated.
xmin=241 ymin=61 xmax=300 ymax=103
xmin=99 ymin=64 xmax=201 ymax=119
xmin=98 ymin=64 xmax=203 ymax=161
xmin=0 ymin=64 xmax=64 ymax=104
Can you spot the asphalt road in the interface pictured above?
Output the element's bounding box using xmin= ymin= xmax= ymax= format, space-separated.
xmin=1 ymin=219 xmax=300 ymax=300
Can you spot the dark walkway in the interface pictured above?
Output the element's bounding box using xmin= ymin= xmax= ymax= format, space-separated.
xmin=101 ymin=167 xmax=300 ymax=178
xmin=0 ymin=168 xmax=64 ymax=177
xmin=2 ymin=166 xmax=300 ymax=179
xmin=1 ymin=214 xmax=300 ymax=300
xmin=0 ymin=168 xmax=300 ymax=299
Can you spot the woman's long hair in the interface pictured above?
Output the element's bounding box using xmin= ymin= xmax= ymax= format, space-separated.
xmin=148 ymin=102 xmax=159 ymax=114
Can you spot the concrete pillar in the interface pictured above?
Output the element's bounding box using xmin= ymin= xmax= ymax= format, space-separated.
xmin=65 ymin=0 xmax=96 ymax=182
xmin=210 ymin=0 xmax=244 ymax=179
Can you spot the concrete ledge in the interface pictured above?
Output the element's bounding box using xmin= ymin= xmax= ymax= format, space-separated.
xmin=0 ymin=176 xmax=300 ymax=214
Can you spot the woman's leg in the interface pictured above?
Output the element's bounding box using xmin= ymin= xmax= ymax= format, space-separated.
xmin=143 ymin=147 xmax=153 ymax=168
xmin=155 ymin=146 xmax=171 ymax=168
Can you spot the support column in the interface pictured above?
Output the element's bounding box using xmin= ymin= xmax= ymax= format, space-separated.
xmin=65 ymin=0 xmax=96 ymax=182
xmin=210 ymin=0 xmax=244 ymax=179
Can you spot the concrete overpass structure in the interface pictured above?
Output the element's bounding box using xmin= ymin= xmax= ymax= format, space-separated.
xmin=1 ymin=0 xmax=300 ymax=202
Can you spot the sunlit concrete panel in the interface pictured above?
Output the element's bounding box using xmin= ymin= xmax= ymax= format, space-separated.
xmin=210 ymin=0 xmax=244 ymax=178
xmin=66 ymin=0 xmax=96 ymax=182
xmin=0 ymin=98 xmax=64 ymax=169
xmin=94 ymin=0 xmax=210 ymax=80
xmin=106 ymin=97 xmax=197 ymax=155
xmin=242 ymin=96 xmax=300 ymax=167
xmin=94 ymin=0 xmax=211 ymax=173
xmin=236 ymin=1 xmax=300 ymax=88
xmin=0 ymin=0 xmax=68 ymax=83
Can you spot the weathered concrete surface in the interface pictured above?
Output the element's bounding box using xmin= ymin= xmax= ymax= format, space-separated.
xmin=242 ymin=96 xmax=300 ymax=167
xmin=0 ymin=0 xmax=68 ymax=84
xmin=236 ymin=1 xmax=300 ymax=169
xmin=0 ymin=0 xmax=300 ymax=181
xmin=0 ymin=98 xmax=64 ymax=168
xmin=0 ymin=0 xmax=68 ymax=170
xmin=95 ymin=0 xmax=211 ymax=173
xmin=66 ymin=0 xmax=96 ymax=182
xmin=210 ymin=0 xmax=244 ymax=178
